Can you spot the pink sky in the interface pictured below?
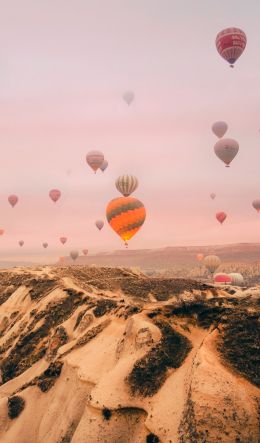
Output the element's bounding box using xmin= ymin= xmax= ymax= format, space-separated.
xmin=0 ymin=0 xmax=260 ymax=262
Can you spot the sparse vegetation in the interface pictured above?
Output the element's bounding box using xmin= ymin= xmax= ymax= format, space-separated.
xmin=102 ymin=408 xmax=112 ymax=420
xmin=93 ymin=299 xmax=117 ymax=317
xmin=8 ymin=396 xmax=25 ymax=419
xmin=37 ymin=361 xmax=63 ymax=392
xmin=146 ymin=433 xmax=160 ymax=443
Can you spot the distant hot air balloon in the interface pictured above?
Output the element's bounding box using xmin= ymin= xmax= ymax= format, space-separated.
xmin=216 ymin=28 xmax=247 ymax=67
xmin=212 ymin=121 xmax=228 ymax=138
xmin=70 ymin=250 xmax=79 ymax=261
xmin=8 ymin=195 xmax=18 ymax=208
xmin=0 ymin=229 xmax=4 ymax=236
xmin=210 ymin=193 xmax=216 ymax=200
xmin=204 ymin=255 xmax=221 ymax=274
xmin=95 ymin=220 xmax=104 ymax=230
xmin=216 ymin=212 xmax=227 ymax=224
xmin=42 ymin=242 xmax=48 ymax=249
xmin=19 ymin=240 xmax=24 ymax=247
xmin=86 ymin=151 xmax=104 ymax=173
xmin=60 ymin=237 xmax=67 ymax=245
xmin=252 ymin=200 xmax=260 ymax=213
xmin=214 ymin=273 xmax=232 ymax=284
xmin=115 ymin=175 xmax=139 ymax=197
xmin=106 ymin=196 xmax=146 ymax=247
xmin=100 ymin=159 xmax=108 ymax=172
xmin=229 ymin=273 xmax=244 ymax=286
xmin=82 ymin=249 xmax=88 ymax=256
xmin=214 ymin=138 xmax=239 ymax=167
xmin=49 ymin=189 xmax=61 ymax=203
xmin=123 ymin=91 xmax=134 ymax=105
xmin=196 ymin=253 xmax=204 ymax=262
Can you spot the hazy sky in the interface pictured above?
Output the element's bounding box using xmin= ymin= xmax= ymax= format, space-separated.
xmin=0 ymin=0 xmax=260 ymax=262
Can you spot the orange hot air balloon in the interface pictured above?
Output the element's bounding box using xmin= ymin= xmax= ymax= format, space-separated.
xmin=49 ymin=189 xmax=61 ymax=203
xmin=60 ymin=237 xmax=67 ymax=245
xmin=82 ymin=249 xmax=88 ymax=256
xmin=0 ymin=229 xmax=4 ymax=236
xmin=106 ymin=196 xmax=146 ymax=247
xmin=8 ymin=194 xmax=19 ymax=207
xmin=216 ymin=212 xmax=227 ymax=224
xmin=196 ymin=253 xmax=204 ymax=262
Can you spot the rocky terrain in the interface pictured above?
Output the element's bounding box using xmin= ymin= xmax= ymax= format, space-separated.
xmin=0 ymin=266 xmax=259 ymax=442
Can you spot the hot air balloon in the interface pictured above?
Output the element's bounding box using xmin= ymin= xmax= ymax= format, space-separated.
xmin=42 ymin=242 xmax=48 ymax=249
xmin=0 ymin=229 xmax=4 ymax=236
xmin=95 ymin=220 xmax=104 ymax=230
xmin=100 ymin=159 xmax=108 ymax=172
xmin=106 ymin=196 xmax=146 ymax=247
xmin=214 ymin=273 xmax=232 ymax=284
xmin=214 ymin=138 xmax=239 ymax=167
xmin=123 ymin=91 xmax=134 ymax=105
xmin=8 ymin=195 xmax=19 ymax=208
xmin=252 ymin=200 xmax=260 ymax=213
xmin=60 ymin=237 xmax=67 ymax=245
xmin=196 ymin=253 xmax=204 ymax=262
xmin=70 ymin=250 xmax=79 ymax=261
xmin=229 ymin=273 xmax=244 ymax=286
xmin=86 ymin=151 xmax=104 ymax=173
xmin=49 ymin=189 xmax=61 ymax=203
xmin=115 ymin=175 xmax=139 ymax=197
xmin=212 ymin=121 xmax=228 ymax=138
xmin=204 ymin=255 xmax=221 ymax=274
xmin=19 ymin=240 xmax=24 ymax=247
xmin=210 ymin=193 xmax=216 ymax=200
xmin=82 ymin=249 xmax=88 ymax=256
xmin=216 ymin=28 xmax=247 ymax=67
xmin=216 ymin=212 xmax=227 ymax=224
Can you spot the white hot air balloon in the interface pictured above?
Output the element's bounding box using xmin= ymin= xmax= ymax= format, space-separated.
xmin=203 ymin=255 xmax=221 ymax=274
xmin=229 ymin=273 xmax=244 ymax=286
xmin=70 ymin=250 xmax=79 ymax=261
xmin=214 ymin=138 xmax=239 ymax=167
xmin=212 ymin=121 xmax=228 ymax=138
xmin=123 ymin=91 xmax=134 ymax=105
xmin=115 ymin=175 xmax=139 ymax=197
xmin=86 ymin=151 xmax=104 ymax=173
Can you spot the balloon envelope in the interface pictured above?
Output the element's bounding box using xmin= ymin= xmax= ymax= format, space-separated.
xmin=115 ymin=175 xmax=139 ymax=197
xmin=252 ymin=200 xmax=260 ymax=212
xmin=106 ymin=196 xmax=146 ymax=246
xmin=214 ymin=138 xmax=239 ymax=167
xmin=203 ymin=255 xmax=221 ymax=274
xmin=70 ymin=250 xmax=79 ymax=261
xmin=212 ymin=121 xmax=228 ymax=138
xmin=60 ymin=237 xmax=67 ymax=245
xmin=229 ymin=273 xmax=244 ymax=286
xmin=8 ymin=194 xmax=18 ymax=207
xmin=216 ymin=28 xmax=247 ymax=67
xmin=123 ymin=91 xmax=134 ymax=105
xmin=95 ymin=220 xmax=104 ymax=230
xmin=214 ymin=273 xmax=232 ymax=284
xmin=196 ymin=253 xmax=204 ymax=262
xmin=210 ymin=193 xmax=216 ymax=200
xmin=42 ymin=242 xmax=48 ymax=249
xmin=82 ymin=249 xmax=88 ymax=256
xmin=100 ymin=159 xmax=108 ymax=172
xmin=49 ymin=189 xmax=61 ymax=203
xmin=19 ymin=240 xmax=24 ymax=247
xmin=0 ymin=229 xmax=4 ymax=236
xmin=86 ymin=151 xmax=104 ymax=173
xmin=216 ymin=212 xmax=227 ymax=224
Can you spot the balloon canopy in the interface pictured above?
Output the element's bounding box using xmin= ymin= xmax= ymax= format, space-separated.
xmin=216 ymin=28 xmax=247 ymax=67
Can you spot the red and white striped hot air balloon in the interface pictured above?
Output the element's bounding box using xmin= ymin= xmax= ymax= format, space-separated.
xmin=49 ymin=189 xmax=61 ymax=203
xmin=216 ymin=28 xmax=247 ymax=68
xmin=8 ymin=194 xmax=18 ymax=207
xmin=216 ymin=212 xmax=227 ymax=224
xmin=60 ymin=237 xmax=67 ymax=245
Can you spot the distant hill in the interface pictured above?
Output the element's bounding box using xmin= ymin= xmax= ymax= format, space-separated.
xmin=60 ymin=243 xmax=260 ymax=270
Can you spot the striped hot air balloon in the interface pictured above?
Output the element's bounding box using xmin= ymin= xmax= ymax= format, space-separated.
xmin=115 ymin=175 xmax=139 ymax=197
xmin=86 ymin=151 xmax=104 ymax=173
xmin=216 ymin=28 xmax=247 ymax=67
xmin=106 ymin=196 xmax=146 ymax=247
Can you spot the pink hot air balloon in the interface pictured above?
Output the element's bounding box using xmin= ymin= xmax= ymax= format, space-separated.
xmin=216 ymin=212 xmax=227 ymax=224
xmin=210 ymin=193 xmax=216 ymax=200
xmin=252 ymin=200 xmax=260 ymax=213
xmin=8 ymin=195 xmax=18 ymax=207
xmin=60 ymin=237 xmax=67 ymax=245
xmin=42 ymin=242 xmax=48 ymax=249
xmin=82 ymin=249 xmax=88 ymax=256
xmin=0 ymin=229 xmax=4 ymax=236
xmin=100 ymin=159 xmax=108 ymax=172
xmin=19 ymin=240 xmax=24 ymax=247
xmin=86 ymin=151 xmax=104 ymax=173
xmin=214 ymin=273 xmax=232 ymax=284
xmin=95 ymin=220 xmax=104 ymax=230
xmin=49 ymin=189 xmax=61 ymax=203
